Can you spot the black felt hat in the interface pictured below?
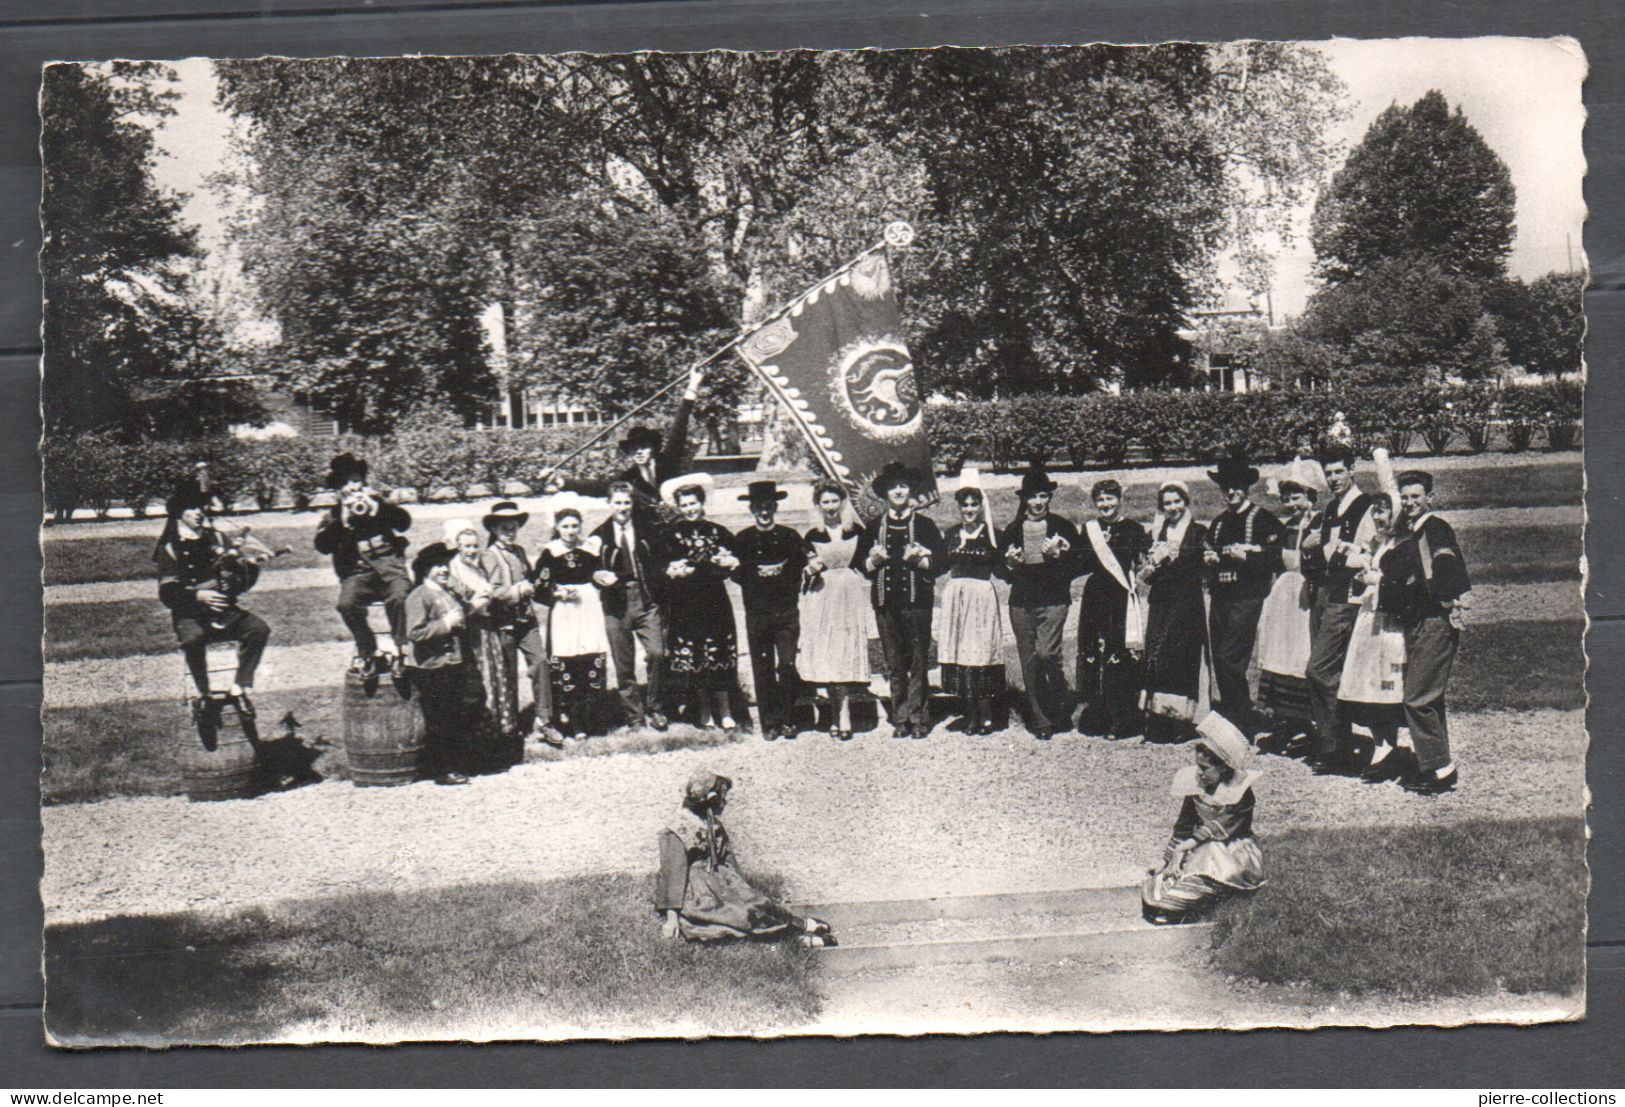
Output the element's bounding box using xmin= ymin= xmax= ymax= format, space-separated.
xmin=324 ymin=452 xmax=368 ymax=489
xmin=619 ymin=426 xmax=662 ymax=454
xmin=165 ymin=483 xmax=211 ymax=518
xmin=1017 ymin=466 xmax=1059 ymax=499
xmin=412 ymin=541 xmax=457 ymax=582
xmin=1208 ymin=457 xmax=1261 ymax=490
xmin=870 ymin=460 xmax=924 ymax=498
xmin=739 ymin=480 xmax=789 ymax=504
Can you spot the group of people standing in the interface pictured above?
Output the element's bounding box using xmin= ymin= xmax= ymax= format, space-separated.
xmin=154 ymin=370 xmax=1470 ymax=799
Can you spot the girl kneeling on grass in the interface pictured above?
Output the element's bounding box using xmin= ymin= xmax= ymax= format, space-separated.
xmin=1141 ymin=712 xmax=1265 ymax=925
xmin=656 ymin=770 xmax=834 ymax=948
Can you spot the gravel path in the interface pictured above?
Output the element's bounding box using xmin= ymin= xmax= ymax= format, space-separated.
xmin=41 ymin=576 xmax=1574 ymax=711
xmin=41 ymin=708 xmax=1585 ymax=925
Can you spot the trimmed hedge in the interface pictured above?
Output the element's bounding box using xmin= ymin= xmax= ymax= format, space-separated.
xmin=42 ymin=426 xmax=629 ymax=521
xmin=43 ymin=381 xmax=1582 ymax=520
xmin=926 ymin=380 xmax=1582 ymax=473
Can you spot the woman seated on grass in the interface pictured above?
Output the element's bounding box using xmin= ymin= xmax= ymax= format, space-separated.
xmin=656 ymin=769 xmax=834 ymax=948
xmin=1141 ymin=712 xmax=1265 ymax=925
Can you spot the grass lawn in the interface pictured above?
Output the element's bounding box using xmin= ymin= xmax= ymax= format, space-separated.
xmin=1209 ymin=816 xmax=1586 ymax=999
xmin=41 ymin=455 xmax=1582 ymax=587
xmin=46 ymin=585 xmax=343 ymax=663
xmin=45 ymin=873 xmax=819 ymax=1044
xmin=41 ymin=687 xmax=745 ymax=805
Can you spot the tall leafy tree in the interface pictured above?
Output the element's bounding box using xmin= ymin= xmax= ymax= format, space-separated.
xmin=1297 ymin=256 xmax=1509 ymax=384
xmin=41 ymin=62 xmax=261 ymax=439
xmin=217 ymin=46 xmax=1346 ymax=419
xmin=1486 ymin=272 xmax=1585 ymax=376
xmin=1311 ymin=89 xmax=1515 ymax=286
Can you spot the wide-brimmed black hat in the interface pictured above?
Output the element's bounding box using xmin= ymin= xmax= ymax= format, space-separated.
xmin=739 ymin=480 xmax=789 ymax=504
xmin=412 ymin=541 xmax=456 ymax=582
xmin=870 ymin=460 xmax=924 ymax=498
xmin=1208 ymin=457 xmax=1261 ymax=489
xmin=1017 ymin=466 xmax=1059 ymax=499
xmin=482 ymin=500 xmax=530 ymax=531
xmin=324 ymin=452 xmax=368 ymax=489
xmin=165 ymin=483 xmax=211 ymax=518
xmin=619 ymin=426 xmax=662 ymax=454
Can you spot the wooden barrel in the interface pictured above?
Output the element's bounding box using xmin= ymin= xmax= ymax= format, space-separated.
xmin=178 ymin=695 xmax=259 ymax=801
xmin=342 ymin=669 xmax=423 ymax=786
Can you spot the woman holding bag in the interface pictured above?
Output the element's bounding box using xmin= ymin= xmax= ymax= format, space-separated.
xmin=1074 ymin=479 xmax=1151 ymax=740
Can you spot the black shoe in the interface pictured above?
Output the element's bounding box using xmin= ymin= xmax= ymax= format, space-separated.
xmin=190 ymin=696 xmax=211 ymax=726
xmin=763 ymin=725 xmax=779 ymax=742
xmin=780 ymin=724 xmax=798 ymax=740
xmin=231 ymin=692 xmax=256 ymax=721
xmin=350 ymin=655 xmax=373 ymax=676
xmin=1033 ymin=726 xmax=1055 ymax=742
xmin=646 ymin=712 xmax=669 ymax=732
xmin=1402 ymin=768 xmax=1458 ymax=796
xmin=892 ymin=722 xmax=914 ymax=739
xmin=434 ymin=772 xmax=470 ymax=786
xmin=1279 ymin=734 xmax=1315 ymax=759
xmin=836 ymin=728 xmax=853 ymax=742
xmin=1309 ymin=753 xmax=1359 ymax=777
xmin=1360 ymin=752 xmax=1409 ymax=784
xmin=390 ymin=653 xmax=407 ymax=679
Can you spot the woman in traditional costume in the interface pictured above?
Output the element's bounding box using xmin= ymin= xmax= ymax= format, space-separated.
xmin=445 ymin=517 xmax=520 ymax=762
xmin=655 ymin=474 xmax=743 ymax=731
xmin=1074 ymin=478 xmax=1151 ymax=739
xmin=936 ymin=482 xmax=1007 ymax=735
xmin=1338 ymin=492 xmax=1411 ymax=783
xmin=1254 ymin=458 xmax=1325 ymax=751
xmin=798 ymin=480 xmax=871 ymax=740
xmin=536 ymin=505 xmax=616 ymax=741
xmin=1142 ymin=712 xmax=1265 ymax=924
xmin=403 ymin=542 xmax=478 ymax=786
xmin=1138 ymin=482 xmax=1210 ymax=743
xmin=656 ymin=769 xmax=835 ymax=947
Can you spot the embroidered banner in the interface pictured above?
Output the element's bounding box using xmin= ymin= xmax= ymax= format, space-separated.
xmin=736 ymin=248 xmax=937 ymax=513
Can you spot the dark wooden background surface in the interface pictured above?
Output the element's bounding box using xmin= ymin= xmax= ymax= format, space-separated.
xmin=1 ymin=0 xmax=1620 ymax=1085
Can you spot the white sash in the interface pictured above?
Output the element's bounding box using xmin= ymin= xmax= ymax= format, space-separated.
xmin=1086 ymin=519 xmax=1145 ymax=651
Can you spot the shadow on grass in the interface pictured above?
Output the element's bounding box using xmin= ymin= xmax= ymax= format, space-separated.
xmin=1209 ymin=816 xmax=1586 ymax=1000
xmin=46 ymin=873 xmax=819 ymax=1046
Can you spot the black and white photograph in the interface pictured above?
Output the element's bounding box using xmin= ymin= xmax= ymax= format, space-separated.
xmin=36 ymin=37 xmax=1588 ymax=1044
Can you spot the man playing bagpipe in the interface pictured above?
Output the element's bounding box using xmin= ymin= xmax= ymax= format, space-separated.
xmin=153 ymin=484 xmax=272 ymax=721
xmin=314 ymin=452 xmax=414 ymax=678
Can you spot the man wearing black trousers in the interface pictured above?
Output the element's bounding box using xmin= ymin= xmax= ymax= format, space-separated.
xmin=592 ymin=481 xmax=670 ymax=733
xmin=1301 ymin=443 xmax=1377 ymax=773
xmin=854 ymin=462 xmax=944 ymax=739
xmin=997 ymin=466 xmax=1081 ymax=741
xmin=732 ymin=480 xmax=809 ymax=740
xmin=315 ymin=452 xmax=414 ymax=678
xmin=1203 ymin=457 xmax=1285 ymax=736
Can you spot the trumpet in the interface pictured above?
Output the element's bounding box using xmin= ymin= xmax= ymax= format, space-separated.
xmin=343 ymin=486 xmax=379 ymax=517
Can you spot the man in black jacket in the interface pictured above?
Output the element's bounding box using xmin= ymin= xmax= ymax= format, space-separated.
xmin=1300 ymin=443 xmax=1377 ymax=773
xmin=1203 ymin=457 xmax=1285 ymax=736
xmin=854 ymin=461 xmax=945 ymax=739
xmin=732 ymin=480 xmax=809 ymax=740
xmin=549 ymin=367 xmax=703 ymax=530
xmin=591 ymin=481 xmax=669 ymax=732
xmin=997 ymin=467 xmax=1081 ymax=740
xmin=154 ymin=486 xmax=271 ymax=720
xmin=314 ymin=452 xmax=414 ymax=677
xmin=1389 ymin=470 xmax=1472 ymax=795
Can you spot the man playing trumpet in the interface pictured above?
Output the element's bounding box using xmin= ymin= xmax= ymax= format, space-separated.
xmin=315 ymin=452 xmax=414 ymax=677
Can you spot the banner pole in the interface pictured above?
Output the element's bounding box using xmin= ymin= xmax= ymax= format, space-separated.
xmin=538 ymin=230 xmax=898 ymax=487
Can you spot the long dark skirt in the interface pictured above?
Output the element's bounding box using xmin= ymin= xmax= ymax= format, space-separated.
xmin=665 ymin=581 xmax=740 ymax=693
xmin=1075 ymin=577 xmax=1144 ymax=738
xmin=1142 ymin=587 xmax=1205 ymax=741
